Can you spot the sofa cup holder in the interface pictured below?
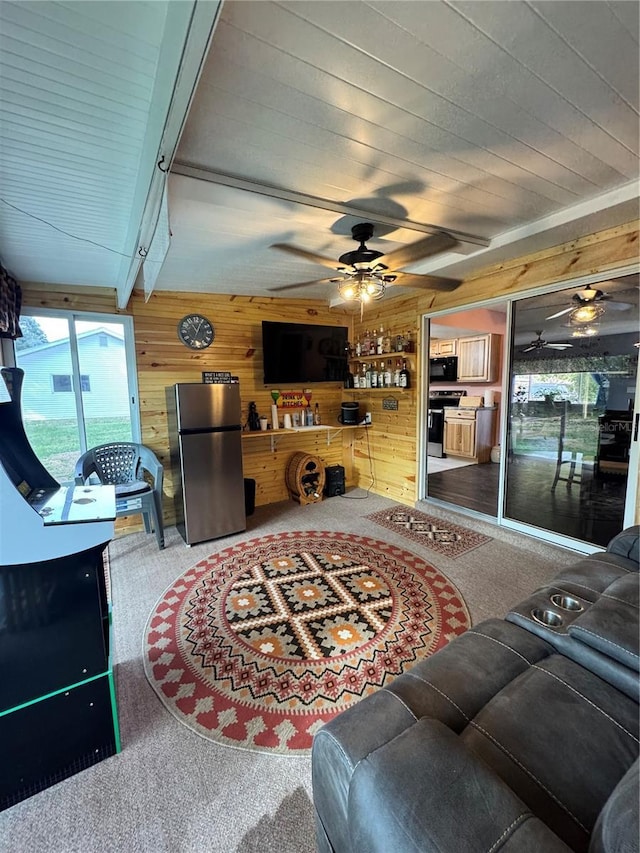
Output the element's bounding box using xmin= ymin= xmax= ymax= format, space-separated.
xmin=549 ymin=593 xmax=583 ymax=612
xmin=531 ymin=608 xmax=564 ymax=628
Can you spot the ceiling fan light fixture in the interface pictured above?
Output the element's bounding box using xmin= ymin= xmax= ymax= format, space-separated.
xmin=569 ymin=303 xmax=604 ymax=324
xmin=338 ymin=273 xmax=385 ymax=304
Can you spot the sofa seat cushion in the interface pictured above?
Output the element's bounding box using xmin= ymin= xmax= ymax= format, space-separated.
xmin=460 ymin=654 xmax=640 ymax=852
xmin=348 ymin=719 xmax=573 ymax=853
xmin=312 ymin=620 xmax=554 ymax=853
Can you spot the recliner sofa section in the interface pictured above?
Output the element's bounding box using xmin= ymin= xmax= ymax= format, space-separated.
xmin=312 ymin=527 xmax=640 ymax=853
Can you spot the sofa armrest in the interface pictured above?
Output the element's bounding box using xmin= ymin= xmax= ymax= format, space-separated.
xmin=606 ymin=526 xmax=639 ymax=570
xmin=347 ymin=718 xmax=573 ymax=853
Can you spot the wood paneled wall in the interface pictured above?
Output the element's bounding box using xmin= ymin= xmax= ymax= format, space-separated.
xmin=20 ymin=219 xmax=639 ymax=530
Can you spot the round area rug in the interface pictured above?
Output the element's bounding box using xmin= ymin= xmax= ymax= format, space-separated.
xmin=143 ymin=531 xmax=470 ymax=755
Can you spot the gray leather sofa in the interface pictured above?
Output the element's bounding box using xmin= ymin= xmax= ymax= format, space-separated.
xmin=312 ymin=527 xmax=639 ymax=853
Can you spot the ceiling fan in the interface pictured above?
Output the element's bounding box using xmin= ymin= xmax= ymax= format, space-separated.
xmin=545 ymin=288 xmax=633 ymax=321
xmin=522 ymin=331 xmax=573 ymax=353
xmin=268 ymin=222 xmax=460 ymax=301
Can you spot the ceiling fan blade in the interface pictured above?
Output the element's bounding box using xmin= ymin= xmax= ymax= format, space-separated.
xmin=546 ymin=307 xmax=573 ymax=320
xmin=268 ymin=277 xmax=339 ymax=293
xmin=545 ymin=343 xmax=573 ymax=349
xmin=270 ymin=243 xmax=338 ymax=270
xmin=522 ymin=345 xmax=537 ymax=352
xmin=379 ymin=232 xmax=458 ymax=270
xmin=385 ymin=271 xmax=460 ymax=292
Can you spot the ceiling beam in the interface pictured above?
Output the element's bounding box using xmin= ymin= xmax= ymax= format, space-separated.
xmin=117 ymin=1 xmax=223 ymax=309
xmin=170 ymin=161 xmax=491 ymax=249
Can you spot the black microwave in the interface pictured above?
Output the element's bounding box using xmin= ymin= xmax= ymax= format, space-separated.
xmin=429 ymin=356 xmax=458 ymax=382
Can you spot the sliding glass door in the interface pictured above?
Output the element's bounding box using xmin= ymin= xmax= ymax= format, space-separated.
xmin=14 ymin=311 xmax=140 ymax=483
xmin=504 ymin=275 xmax=638 ymax=548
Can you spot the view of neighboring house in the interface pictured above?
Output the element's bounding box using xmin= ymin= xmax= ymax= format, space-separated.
xmin=17 ymin=327 xmax=129 ymax=421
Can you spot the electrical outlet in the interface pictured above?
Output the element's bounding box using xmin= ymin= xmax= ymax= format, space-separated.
xmin=364 ymin=412 xmax=372 ymax=425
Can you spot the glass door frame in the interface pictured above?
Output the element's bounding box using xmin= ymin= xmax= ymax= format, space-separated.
xmin=17 ymin=307 xmax=141 ymax=461
xmin=419 ymin=261 xmax=639 ymax=554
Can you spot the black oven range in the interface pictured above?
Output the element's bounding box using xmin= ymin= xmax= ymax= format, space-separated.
xmin=428 ymin=389 xmax=467 ymax=458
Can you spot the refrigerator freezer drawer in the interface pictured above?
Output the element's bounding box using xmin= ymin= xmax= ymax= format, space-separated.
xmin=177 ymin=430 xmax=245 ymax=545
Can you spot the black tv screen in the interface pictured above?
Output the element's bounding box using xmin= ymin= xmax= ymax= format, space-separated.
xmin=262 ymin=321 xmax=349 ymax=384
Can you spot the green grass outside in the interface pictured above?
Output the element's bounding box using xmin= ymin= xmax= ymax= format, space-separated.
xmin=511 ymin=412 xmax=599 ymax=458
xmin=24 ymin=417 xmax=132 ymax=482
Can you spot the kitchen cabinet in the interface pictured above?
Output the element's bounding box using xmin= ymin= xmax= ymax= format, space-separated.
xmin=429 ymin=338 xmax=457 ymax=357
xmin=457 ymin=334 xmax=501 ymax=382
xmin=444 ymin=407 xmax=496 ymax=463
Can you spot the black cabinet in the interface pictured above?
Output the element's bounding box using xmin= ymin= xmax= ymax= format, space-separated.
xmin=0 ymin=543 xmax=119 ymax=810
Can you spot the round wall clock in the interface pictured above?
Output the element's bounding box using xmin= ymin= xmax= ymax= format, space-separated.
xmin=177 ymin=314 xmax=215 ymax=350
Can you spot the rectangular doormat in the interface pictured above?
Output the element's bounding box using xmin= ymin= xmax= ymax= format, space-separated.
xmin=366 ymin=507 xmax=492 ymax=558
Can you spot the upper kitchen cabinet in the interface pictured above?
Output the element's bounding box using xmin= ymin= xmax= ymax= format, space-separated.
xmin=429 ymin=339 xmax=457 ymax=358
xmin=457 ymin=334 xmax=502 ymax=383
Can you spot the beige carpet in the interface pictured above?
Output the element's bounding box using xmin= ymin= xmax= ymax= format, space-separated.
xmin=0 ymin=492 xmax=579 ymax=852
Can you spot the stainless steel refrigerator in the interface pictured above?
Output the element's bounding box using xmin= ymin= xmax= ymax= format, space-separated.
xmin=167 ymin=383 xmax=246 ymax=545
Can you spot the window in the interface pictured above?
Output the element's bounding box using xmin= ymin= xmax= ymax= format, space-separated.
xmin=52 ymin=374 xmax=90 ymax=392
xmin=52 ymin=374 xmax=72 ymax=392
xmin=16 ymin=312 xmax=139 ymax=483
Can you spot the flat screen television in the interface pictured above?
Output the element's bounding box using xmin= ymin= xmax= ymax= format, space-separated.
xmin=262 ymin=321 xmax=349 ymax=384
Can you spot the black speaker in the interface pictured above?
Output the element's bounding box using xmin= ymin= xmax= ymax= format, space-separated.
xmin=324 ymin=465 xmax=345 ymax=497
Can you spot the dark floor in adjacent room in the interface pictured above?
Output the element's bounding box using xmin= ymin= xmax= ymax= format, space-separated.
xmin=427 ymin=455 xmax=627 ymax=547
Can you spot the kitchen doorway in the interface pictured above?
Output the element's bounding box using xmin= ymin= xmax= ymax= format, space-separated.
xmin=424 ymin=304 xmax=508 ymax=517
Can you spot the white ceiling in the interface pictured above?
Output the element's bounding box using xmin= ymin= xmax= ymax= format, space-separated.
xmin=1 ymin=1 xmax=639 ymax=306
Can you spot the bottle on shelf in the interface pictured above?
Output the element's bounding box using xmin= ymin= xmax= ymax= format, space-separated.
xmin=355 ymin=333 xmax=362 ymax=357
xmin=371 ymin=363 xmax=378 ymax=388
xmin=403 ymin=330 xmax=415 ymax=353
xmin=379 ymin=361 xmax=386 ymax=387
xmin=399 ymin=359 xmax=411 ymax=388
xmin=394 ymin=358 xmax=402 ymax=387
xmin=353 ymin=369 xmax=360 ymax=389
xmin=384 ymin=360 xmax=393 ymax=387
xmin=305 ymin=405 xmax=314 ymax=426
xmin=363 ymin=329 xmax=370 ymax=356
xmin=395 ymin=333 xmax=405 ymax=352
xmin=314 ymin=402 xmax=321 ymax=425
xmin=383 ymin=328 xmax=392 ymax=353
xmin=365 ymin=363 xmax=372 ymax=388
xmin=376 ymin=326 xmax=384 ymax=355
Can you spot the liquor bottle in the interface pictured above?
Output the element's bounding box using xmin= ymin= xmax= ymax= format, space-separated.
xmin=399 ymin=359 xmax=411 ymax=388
xmin=384 ymin=360 xmax=393 ymax=387
xmin=394 ymin=358 xmax=401 ymax=387
xmin=355 ymin=333 xmax=362 ymax=357
xmin=376 ymin=326 xmax=384 ymax=355
xmin=353 ymin=369 xmax=360 ymax=389
xmin=314 ymin=402 xmax=321 ymax=425
xmin=395 ymin=333 xmax=404 ymax=352
xmin=361 ymin=363 xmax=367 ymax=387
xmin=403 ymin=330 xmax=415 ymax=353
xmin=365 ymin=363 xmax=372 ymax=388
xmin=380 ymin=361 xmax=387 ymax=387
xmin=305 ymin=405 xmax=314 ymax=426
xmin=363 ymin=329 xmax=370 ymax=356
xmin=383 ymin=328 xmax=392 ymax=353
xmin=371 ymin=363 xmax=378 ymax=388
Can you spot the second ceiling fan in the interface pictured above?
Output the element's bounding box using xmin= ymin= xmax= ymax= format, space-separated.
xmin=269 ymin=222 xmax=460 ymax=300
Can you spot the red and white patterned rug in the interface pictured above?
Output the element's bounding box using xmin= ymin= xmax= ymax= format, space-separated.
xmin=143 ymin=531 xmax=470 ymax=755
xmin=366 ymin=507 xmax=492 ymax=558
